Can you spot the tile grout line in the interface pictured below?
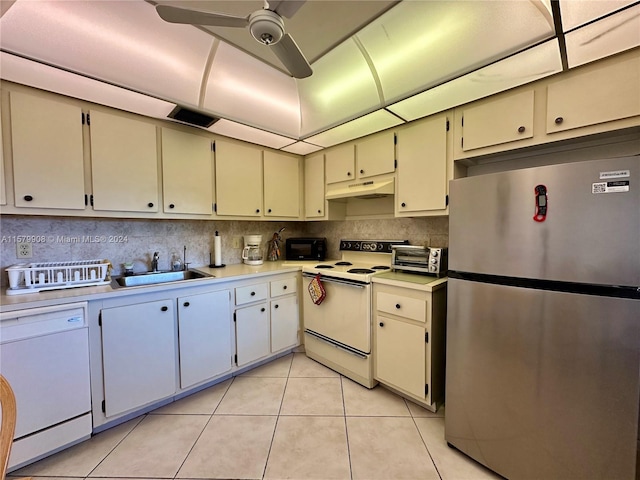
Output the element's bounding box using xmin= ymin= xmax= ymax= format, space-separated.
xmin=340 ymin=375 xmax=355 ymax=480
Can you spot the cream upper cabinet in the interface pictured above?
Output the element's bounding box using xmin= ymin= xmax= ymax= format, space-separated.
xmin=396 ymin=113 xmax=448 ymax=215
xmin=263 ymin=151 xmax=300 ymax=218
xmin=10 ymin=91 xmax=85 ymax=210
xmin=90 ymin=110 xmax=159 ymax=213
xmin=0 ymin=110 xmax=6 ymax=206
xmin=162 ymin=128 xmax=213 ymax=215
xmin=304 ymin=153 xmax=325 ymax=218
xmin=325 ymin=143 xmax=355 ymax=184
xmin=546 ymin=53 xmax=640 ymax=134
xmin=356 ymin=131 xmax=395 ymax=179
xmin=459 ymin=89 xmax=535 ymax=152
xmin=215 ymin=140 xmax=263 ymax=217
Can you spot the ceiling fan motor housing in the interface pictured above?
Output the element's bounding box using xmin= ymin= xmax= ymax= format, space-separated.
xmin=249 ymin=9 xmax=285 ymax=45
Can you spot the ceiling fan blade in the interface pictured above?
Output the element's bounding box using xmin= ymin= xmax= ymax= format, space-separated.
xmin=271 ymin=33 xmax=312 ymax=78
xmin=156 ymin=5 xmax=249 ymax=28
xmin=272 ymin=0 xmax=306 ymax=19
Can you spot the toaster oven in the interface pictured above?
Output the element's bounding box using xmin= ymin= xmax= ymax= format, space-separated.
xmin=391 ymin=245 xmax=448 ymax=276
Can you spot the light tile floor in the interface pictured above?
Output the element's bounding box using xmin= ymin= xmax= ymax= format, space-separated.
xmin=12 ymin=352 xmax=502 ymax=480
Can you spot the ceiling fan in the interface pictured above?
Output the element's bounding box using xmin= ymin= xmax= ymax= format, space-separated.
xmin=156 ymin=1 xmax=312 ymax=78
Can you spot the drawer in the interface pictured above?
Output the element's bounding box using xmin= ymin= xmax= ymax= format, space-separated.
xmin=235 ymin=283 xmax=268 ymax=305
xmin=377 ymin=292 xmax=426 ymax=323
xmin=270 ymin=277 xmax=297 ymax=297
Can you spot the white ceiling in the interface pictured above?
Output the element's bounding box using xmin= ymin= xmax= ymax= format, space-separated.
xmin=1 ymin=0 xmax=639 ymax=153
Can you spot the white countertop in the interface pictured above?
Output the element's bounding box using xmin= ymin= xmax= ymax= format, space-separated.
xmin=0 ymin=261 xmax=303 ymax=312
xmin=372 ymin=271 xmax=448 ymax=292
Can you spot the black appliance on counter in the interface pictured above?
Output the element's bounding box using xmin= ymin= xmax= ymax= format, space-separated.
xmin=285 ymin=237 xmax=326 ymax=261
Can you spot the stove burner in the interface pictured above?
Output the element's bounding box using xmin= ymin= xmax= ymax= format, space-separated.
xmin=315 ymin=264 xmax=334 ymax=269
xmin=372 ymin=265 xmax=390 ymax=270
xmin=335 ymin=261 xmax=353 ymax=266
xmin=347 ymin=268 xmax=375 ymax=274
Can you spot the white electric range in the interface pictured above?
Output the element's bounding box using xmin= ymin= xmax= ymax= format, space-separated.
xmin=301 ymin=239 xmax=408 ymax=387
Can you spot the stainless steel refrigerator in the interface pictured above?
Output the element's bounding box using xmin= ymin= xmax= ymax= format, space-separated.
xmin=446 ymin=156 xmax=639 ymax=479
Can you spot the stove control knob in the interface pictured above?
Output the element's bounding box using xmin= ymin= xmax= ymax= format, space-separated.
xmin=430 ymin=258 xmax=438 ymax=264
xmin=431 ymin=250 xmax=439 ymax=257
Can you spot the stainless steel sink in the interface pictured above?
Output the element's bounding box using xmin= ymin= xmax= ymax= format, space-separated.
xmin=112 ymin=269 xmax=212 ymax=288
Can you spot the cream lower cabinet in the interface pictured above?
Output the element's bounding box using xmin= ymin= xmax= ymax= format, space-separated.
xmin=396 ymin=113 xmax=449 ymax=216
xmin=100 ymin=299 xmax=177 ymax=418
xmin=373 ymin=280 xmax=447 ymax=412
xmin=9 ymin=91 xmax=85 ymax=210
xmin=177 ymin=290 xmax=232 ymax=389
xmin=270 ymin=276 xmax=299 ymax=352
xmin=90 ymin=109 xmax=159 ymax=213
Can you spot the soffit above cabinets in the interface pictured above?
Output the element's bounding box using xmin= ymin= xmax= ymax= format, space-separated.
xmin=1 ymin=1 xmax=638 ymax=152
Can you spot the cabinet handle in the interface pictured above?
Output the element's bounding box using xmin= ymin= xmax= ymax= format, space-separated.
xmin=360 ymin=169 xmax=364 ymax=174
xmin=318 ymin=209 xmax=322 ymax=214
xmin=347 ymin=172 xmax=352 ymax=177
xmin=261 ymin=307 xmax=266 ymax=312
xmin=148 ymin=202 xmax=154 ymax=208
xmin=251 ymin=291 xmax=256 ymax=296
xmin=268 ymin=208 xmax=272 ymax=213
xmin=518 ymin=126 xmax=525 ymax=133
xmin=395 ymin=304 xmax=401 ymax=309
xmin=183 ymin=302 xmax=190 ymax=307
xmin=379 ymin=322 xmax=384 ymax=327
xmin=161 ymin=306 xmax=169 ymax=312
xmin=275 ymin=304 xmax=279 ymax=309
xmin=169 ymin=203 xmax=175 ymax=209
xmin=283 ymin=285 xmax=287 ymax=290
xmin=256 ymin=209 xmax=260 ymax=213
xmin=555 ymin=117 xmax=564 ymax=125
xmin=401 ymin=202 xmax=406 ymax=208
xmin=24 ymin=195 xmax=33 ymax=202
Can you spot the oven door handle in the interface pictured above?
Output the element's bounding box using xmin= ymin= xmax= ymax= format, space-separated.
xmin=302 ymin=272 xmax=367 ymax=288
xmin=305 ymin=329 xmax=368 ymax=359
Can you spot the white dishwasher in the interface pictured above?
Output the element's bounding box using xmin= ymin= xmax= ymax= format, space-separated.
xmin=0 ymin=302 xmax=92 ymax=471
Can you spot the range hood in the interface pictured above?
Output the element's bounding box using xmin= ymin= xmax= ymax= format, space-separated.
xmin=326 ymin=178 xmax=394 ymax=200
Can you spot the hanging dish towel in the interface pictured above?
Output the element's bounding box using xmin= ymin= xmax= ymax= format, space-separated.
xmin=308 ymin=274 xmax=326 ymax=305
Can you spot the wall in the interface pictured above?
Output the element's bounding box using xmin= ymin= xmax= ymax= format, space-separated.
xmin=0 ymin=215 xmax=448 ymax=286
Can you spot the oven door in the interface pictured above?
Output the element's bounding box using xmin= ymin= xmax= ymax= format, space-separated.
xmin=302 ymin=273 xmax=371 ymax=354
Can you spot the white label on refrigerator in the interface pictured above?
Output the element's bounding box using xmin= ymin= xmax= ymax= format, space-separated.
xmin=592 ymin=181 xmax=630 ymax=194
xmin=599 ymin=170 xmax=630 ymax=179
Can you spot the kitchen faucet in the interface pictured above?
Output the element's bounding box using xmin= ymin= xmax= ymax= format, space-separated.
xmin=152 ymin=251 xmax=159 ymax=272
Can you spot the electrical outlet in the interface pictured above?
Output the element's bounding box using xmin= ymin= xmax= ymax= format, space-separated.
xmin=232 ymin=236 xmax=242 ymax=249
xmin=17 ymin=242 xmax=32 ymax=259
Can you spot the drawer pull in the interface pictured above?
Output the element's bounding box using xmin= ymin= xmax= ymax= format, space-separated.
xmin=148 ymin=202 xmax=154 ymax=208
xmin=161 ymin=306 xmax=169 ymax=312
xmin=283 ymin=285 xmax=287 ymax=290
xmin=517 ymin=126 xmax=525 ymax=133
xmin=274 ymin=304 xmax=279 ymax=309
xmin=183 ymin=302 xmax=190 ymax=307
xmin=251 ymin=291 xmax=256 ymax=296
xmin=395 ymin=304 xmax=401 ymax=309
xmin=555 ymin=116 xmax=564 ymax=125
xmin=24 ymin=195 xmax=34 ymax=202
xmin=379 ymin=322 xmax=384 ymax=327
xmin=261 ymin=307 xmax=266 ymax=312
xmin=169 ymin=203 xmax=175 ymax=209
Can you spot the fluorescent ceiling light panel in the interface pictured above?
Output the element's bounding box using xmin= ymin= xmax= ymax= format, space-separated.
xmin=388 ymin=39 xmax=562 ymax=122
xmin=208 ymin=119 xmax=295 ymax=149
xmin=559 ymin=0 xmax=637 ymax=31
xmin=280 ymin=142 xmax=324 ymax=155
xmin=564 ymin=5 xmax=640 ymax=68
xmin=304 ymin=110 xmax=404 ymax=148
xmin=0 ymin=52 xmax=176 ymax=119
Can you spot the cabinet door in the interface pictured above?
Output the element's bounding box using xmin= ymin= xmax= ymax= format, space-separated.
xmin=461 ymin=90 xmax=534 ymax=151
xmin=325 ymin=144 xmax=355 ymax=184
xmin=304 ymin=153 xmax=325 ymax=218
xmin=375 ymin=316 xmax=426 ymax=400
xmin=396 ymin=114 xmax=448 ymax=214
xmin=356 ymin=131 xmax=395 ymax=179
xmin=0 ymin=111 xmax=6 ymax=206
xmin=264 ymin=151 xmax=300 ymax=217
xmin=178 ymin=290 xmax=231 ymax=389
xmin=546 ymin=54 xmax=640 ymax=134
xmin=215 ymin=140 xmax=263 ymax=216
xmin=235 ymin=303 xmax=270 ymax=366
xmin=162 ymin=128 xmax=213 ymax=215
xmin=90 ymin=110 xmax=159 ymax=212
xmin=101 ymin=299 xmax=176 ymax=417
xmin=10 ymin=91 xmax=85 ymax=209
xmin=271 ymin=295 xmax=299 ymax=352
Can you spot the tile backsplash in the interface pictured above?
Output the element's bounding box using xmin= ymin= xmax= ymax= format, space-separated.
xmin=0 ymin=215 xmax=448 ymax=287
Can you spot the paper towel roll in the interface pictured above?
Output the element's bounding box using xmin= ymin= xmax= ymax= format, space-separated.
xmin=214 ymin=233 xmax=222 ymax=266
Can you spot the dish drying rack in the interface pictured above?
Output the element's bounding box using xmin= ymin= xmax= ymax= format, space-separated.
xmin=6 ymin=259 xmax=111 ymax=295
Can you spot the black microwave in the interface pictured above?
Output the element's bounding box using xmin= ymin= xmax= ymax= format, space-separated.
xmin=285 ymin=237 xmax=327 ymax=261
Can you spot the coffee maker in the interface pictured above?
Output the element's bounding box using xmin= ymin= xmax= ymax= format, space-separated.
xmin=242 ymin=234 xmax=264 ymax=265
